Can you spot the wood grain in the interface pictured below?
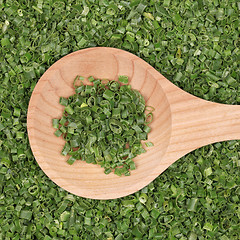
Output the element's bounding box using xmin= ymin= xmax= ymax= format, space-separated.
xmin=27 ymin=47 xmax=240 ymax=199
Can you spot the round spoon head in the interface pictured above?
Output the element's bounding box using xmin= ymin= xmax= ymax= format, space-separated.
xmin=27 ymin=47 xmax=177 ymax=199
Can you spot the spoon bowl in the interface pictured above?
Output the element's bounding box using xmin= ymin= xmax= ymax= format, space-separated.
xmin=27 ymin=47 xmax=240 ymax=199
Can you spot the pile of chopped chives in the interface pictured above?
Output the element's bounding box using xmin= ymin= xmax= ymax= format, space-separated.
xmin=53 ymin=75 xmax=154 ymax=176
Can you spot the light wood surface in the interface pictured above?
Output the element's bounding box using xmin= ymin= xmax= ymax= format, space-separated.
xmin=27 ymin=47 xmax=240 ymax=199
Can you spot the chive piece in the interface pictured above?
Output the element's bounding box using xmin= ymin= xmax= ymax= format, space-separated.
xmin=81 ymin=103 xmax=88 ymax=108
xmin=118 ymin=75 xmax=129 ymax=84
xmin=143 ymin=125 xmax=151 ymax=133
xmin=145 ymin=113 xmax=153 ymax=125
xmin=61 ymin=143 xmax=70 ymax=156
xmin=52 ymin=119 xmax=59 ymax=129
xmin=104 ymin=169 xmax=112 ymax=174
xmin=13 ymin=107 xmax=21 ymax=117
xmin=88 ymin=76 xmax=95 ymax=82
xmin=59 ymin=117 xmax=67 ymax=125
xmin=67 ymin=156 xmax=76 ymax=165
xmin=145 ymin=142 xmax=154 ymax=147
xmin=54 ymin=129 xmax=62 ymax=137
xmin=145 ymin=106 xmax=155 ymax=113
xmin=20 ymin=210 xmax=32 ymax=221
xmin=59 ymin=97 xmax=68 ymax=106
xmin=65 ymin=105 xmax=74 ymax=115
xmin=103 ymin=89 xmax=115 ymax=100
xmin=60 ymin=126 xmax=66 ymax=133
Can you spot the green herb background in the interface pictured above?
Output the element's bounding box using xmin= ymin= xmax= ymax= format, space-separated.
xmin=0 ymin=0 xmax=239 ymax=239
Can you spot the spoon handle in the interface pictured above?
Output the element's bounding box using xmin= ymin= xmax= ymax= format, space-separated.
xmin=165 ymin=84 xmax=240 ymax=160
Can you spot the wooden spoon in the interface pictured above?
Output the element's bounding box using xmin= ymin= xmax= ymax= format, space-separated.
xmin=27 ymin=47 xmax=240 ymax=200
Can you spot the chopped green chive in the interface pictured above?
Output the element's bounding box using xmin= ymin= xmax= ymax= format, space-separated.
xmin=0 ymin=1 xmax=238 ymax=238
xmin=53 ymin=76 xmax=154 ymax=175
xmin=52 ymin=119 xmax=59 ymax=129
xmin=103 ymin=89 xmax=115 ymax=100
xmin=118 ymin=75 xmax=129 ymax=84
xmin=88 ymin=76 xmax=95 ymax=82
xmin=59 ymin=97 xmax=68 ymax=106
xmin=20 ymin=210 xmax=32 ymax=221
xmin=64 ymin=105 xmax=74 ymax=115
xmin=67 ymin=156 xmax=76 ymax=165
xmin=145 ymin=142 xmax=154 ymax=147
xmin=54 ymin=129 xmax=62 ymax=137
